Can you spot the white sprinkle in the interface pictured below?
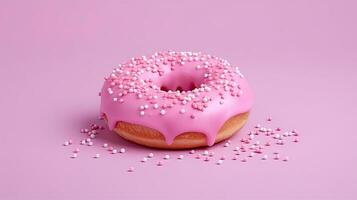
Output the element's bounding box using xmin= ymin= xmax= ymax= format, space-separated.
xmin=248 ymin=152 xmax=255 ymax=157
xmin=120 ymin=148 xmax=126 ymax=153
xmin=103 ymin=143 xmax=108 ymax=148
xmin=274 ymin=154 xmax=280 ymax=160
xmin=80 ymin=140 xmax=86 ymax=145
xmin=164 ymin=155 xmax=170 ymax=160
xmin=128 ymin=167 xmax=134 ymax=172
xmin=153 ymin=104 xmax=159 ymax=109
xmin=144 ymin=104 xmax=149 ymax=109
xmin=140 ymin=111 xmax=145 ymax=116
xmin=94 ymin=153 xmax=100 ymax=158
xmin=71 ymin=153 xmax=78 ymax=158
xmin=178 ymin=155 xmax=184 ymax=160
xmin=148 ymin=153 xmax=154 ymax=158
xmin=87 ymin=142 xmax=93 ymax=146
xmin=141 ymin=157 xmax=148 ymax=162
xmin=216 ymin=160 xmax=223 ymax=165
xmin=179 ymin=108 xmax=186 ymax=114
xmin=113 ymin=97 xmax=118 ymax=102
xmin=189 ymin=150 xmax=195 ymax=154
xmin=224 ymin=142 xmax=230 ymax=147
xmin=160 ymin=109 xmax=166 ymax=115
xmin=203 ymin=150 xmax=209 ymax=156
xmin=63 ymin=141 xmax=69 ymax=146
xmin=283 ymin=156 xmax=289 ymax=162
xmin=112 ymin=149 xmax=118 ymax=154
xmin=90 ymin=134 xmax=96 ymax=139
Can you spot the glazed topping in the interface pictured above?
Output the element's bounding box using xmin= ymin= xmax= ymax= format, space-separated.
xmin=100 ymin=51 xmax=253 ymax=146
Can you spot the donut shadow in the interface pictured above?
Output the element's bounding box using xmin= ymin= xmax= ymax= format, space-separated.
xmin=68 ymin=109 xmax=248 ymax=153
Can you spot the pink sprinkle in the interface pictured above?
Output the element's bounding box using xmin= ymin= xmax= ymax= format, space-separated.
xmin=73 ymin=148 xmax=80 ymax=153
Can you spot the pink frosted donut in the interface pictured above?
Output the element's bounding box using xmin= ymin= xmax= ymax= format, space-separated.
xmin=100 ymin=51 xmax=253 ymax=149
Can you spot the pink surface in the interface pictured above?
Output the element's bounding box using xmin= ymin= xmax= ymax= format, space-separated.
xmin=1 ymin=0 xmax=356 ymax=199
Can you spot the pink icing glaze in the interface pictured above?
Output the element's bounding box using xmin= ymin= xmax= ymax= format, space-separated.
xmin=100 ymin=51 xmax=253 ymax=146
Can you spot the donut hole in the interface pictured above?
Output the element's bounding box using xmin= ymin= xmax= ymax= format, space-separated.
xmin=160 ymin=83 xmax=196 ymax=92
xmin=158 ymin=66 xmax=205 ymax=92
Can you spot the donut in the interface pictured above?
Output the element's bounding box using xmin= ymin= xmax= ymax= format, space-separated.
xmin=100 ymin=51 xmax=253 ymax=149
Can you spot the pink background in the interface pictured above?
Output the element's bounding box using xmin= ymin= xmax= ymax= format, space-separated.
xmin=1 ymin=0 xmax=357 ymax=199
